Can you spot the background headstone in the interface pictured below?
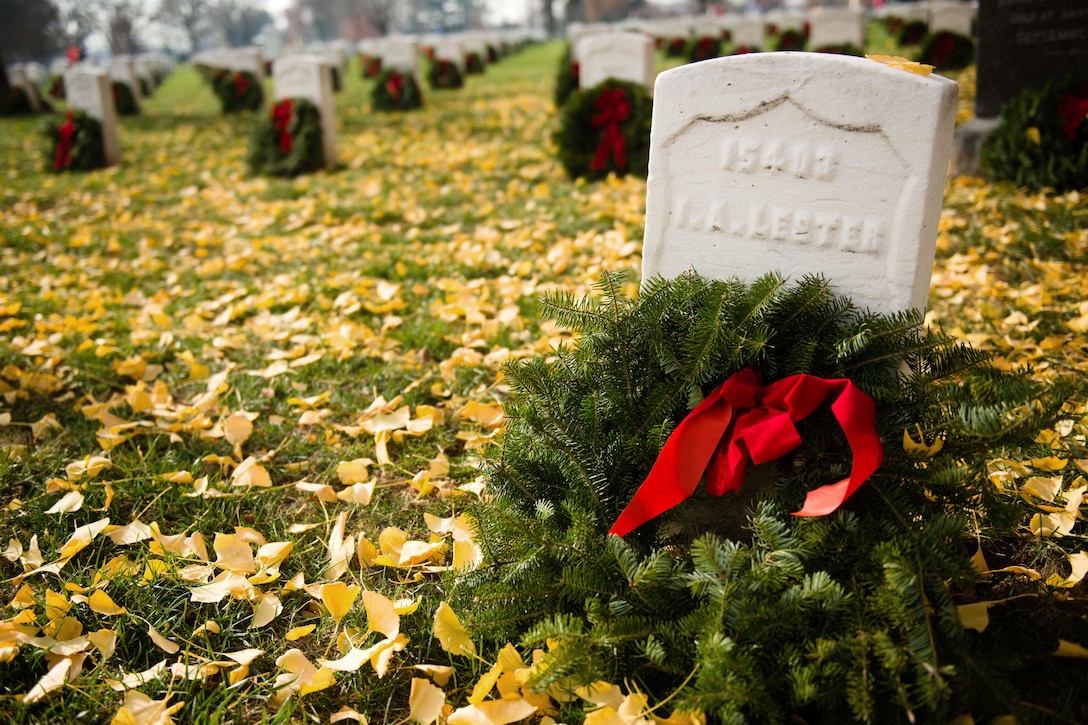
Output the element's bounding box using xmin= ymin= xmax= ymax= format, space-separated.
xmin=379 ymin=38 xmax=419 ymax=75
xmin=808 ymin=8 xmax=865 ymax=49
xmin=975 ymin=0 xmax=1088 ymax=118
xmin=576 ymin=33 xmax=654 ymax=90
xmin=642 ymin=54 xmax=958 ymax=315
xmin=731 ymin=17 xmax=766 ymax=51
xmin=273 ymin=55 xmax=337 ymax=168
xmin=7 ymin=65 xmax=43 ymax=112
xmin=928 ymin=2 xmax=975 ymax=37
xmin=433 ymin=39 xmax=466 ymax=71
xmin=109 ymin=55 xmax=143 ymax=112
xmin=64 ymin=66 xmax=121 ymax=166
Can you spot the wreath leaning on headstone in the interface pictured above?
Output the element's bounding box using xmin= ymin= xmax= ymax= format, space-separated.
xmin=899 ymin=20 xmax=929 ymax=46
xmin=773 ymin=28 xmax=806 ymax=51
xmin=687 ymin=35 xmax=722 ymax=63
xmin=43 ymin=110 xmax=106 ymax=172
xmin=371 ymin=69 xmax=423 ymax=112
xmin=918 ymin=30 xmax=974 ymax=71
xmin=553 ymin=78 xmax=651 ymax=180
xmin=465 ymin=52 xmax=486 ymax=75
xmin=427 ymin=58 xmax=464 ymax=90
xmin=111 ymin=81 xmax=138 ymax=116
xmin=213 ymin=70 xmax=263 ymax=114
xmin=980 ymin=74 xmax=1088 ymax=193
xmin=457 ymin=271 xmax=1081 ymax=723
xmin=361 ymin=55 xmax=382 ymax=78
xmin=246 ymin=97 xmax=325 ymax=177
xmin=814 ymin=43 xmax=865 ymax=57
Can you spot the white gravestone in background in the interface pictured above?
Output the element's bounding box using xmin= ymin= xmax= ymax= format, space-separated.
xmin=808 ymin=8 xmax=865 ymax=49
xmin=731 ymin=17 xmax=766 ymax=51
xmin=273 ymin=56 xmax=337 ymax=169
xmin=433 ymin=40 xmax=467 ymax=71
xmin=64 ymin=66 xmax=121 ymax=166
xmin=576 ymin=33 xmax=655 ymax=91
xmin=567 ymin=23 xmax=612 ymax=63
xmin=642 ymin=54 xmax=958 ymax=315
xmin=109 ymin=56 xmax=143 ymax=112
xmin=928 ymin=3 xmax=975 ymax=37
xmin=380 ymin=39 xmax=419 ymax=75
xmin=7 ymin=65 xmax=43 ymax=113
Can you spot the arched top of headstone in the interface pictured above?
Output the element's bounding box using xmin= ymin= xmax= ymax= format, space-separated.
xmin=642 ymin=53 xmax=958 ymax=315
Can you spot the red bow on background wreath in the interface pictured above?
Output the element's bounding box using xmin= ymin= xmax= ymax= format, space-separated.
xmin=233 ymin=71 xmax=250 ymax=99
xmin=385 ymin=73 xmax=404 ymax=102
xmin=590 ymin=87 xmax=631 ymax=171
xmin=54 ymin=111 xmax=76 ymax=171
xmin=930 ymin=33 xmax=955 ymax=69
xmin=610 ymin=367 xmax=884 ymax=537
xmin=1057 ymin=86 xmax=1088 ymax=143
xmin=695 ymin=37 xmax=716 ymax=59
xmin=271 ymin=99 xmax=293 ymax=153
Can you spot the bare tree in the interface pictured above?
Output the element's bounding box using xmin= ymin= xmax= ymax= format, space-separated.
xmin=211 ymin=0 xmax=274 ymax=47
xmin=155 ymin=0 xmax=212 ymax=51
xmin=0 ymin=0 xmax=63 ymax=61
xmin=87 ymin=0 xmax=149 ymax=55
xmin=53 ymin=0 xmax=97 ymax=55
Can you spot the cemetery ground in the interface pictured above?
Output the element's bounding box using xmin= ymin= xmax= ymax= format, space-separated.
xmin=1 ymin=37 xmax=1087 ymax=723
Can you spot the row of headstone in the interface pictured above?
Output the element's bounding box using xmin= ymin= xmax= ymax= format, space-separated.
xmin=4 ymin=64 xmax=47 ymax=113
xmin=192 ymin=48 xmax=266 ymax=83
xmin=874 ymin=2 xmax=976 ymax=38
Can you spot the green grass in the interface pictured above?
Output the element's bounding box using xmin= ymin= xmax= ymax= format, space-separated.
xmin=0 ymin=35 xmax=1085 ymax=724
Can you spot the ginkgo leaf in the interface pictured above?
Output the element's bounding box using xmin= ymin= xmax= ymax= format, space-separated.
xmin=85 ymin=589 xmax=127 ymax=616
xmin=413 ymin=664 xmax=454 ymax=687
xmin=251 ymin=592 xmax=282 ymax=628
xmin=447 ymin=698 xmax=537 ymax=725
xmin=66 ymin=455 xmax=112 ymax=480
xmin=45 ymin=490 xmax=85 ymax=515
xmin=22 ymin=655 xmax=74 ymax=704
xmin=286 ymin=624 xmax=316 ymax=641
xmin=434 ymin=602 xmax=475 ymax=657
xmin=337 ymin=458 xmax=373 ymax=484
xmin=320 ymin=581 xmax=360 ymax=625
xmin=213 ymin=532 xmax=257 ymax=573
xmin=1053 ymin=640 xmax=1088 ymax=658
xmin=88 ymin=629 xmax=118 ymax=660
xmin=111 ymin=690 xmax=185 ymax=725
xmin=469 ymin=661 xmax=504 ymax=704
xmin=147 ymin=622 xmax=180 ymax=654
xmin=362 ymin=590 xmax=400 ymax=639
xmin=330 ymin=706 xmax=368 ymax=723
xmin=231 ymin=457 xmax=272 ymax=488
xmin=223 ymin=411 xmax=255 ymax=447
xmin=409 ymin=677 xmax=447 ymax=725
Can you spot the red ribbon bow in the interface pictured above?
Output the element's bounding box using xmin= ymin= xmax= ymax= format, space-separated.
xmin=609 ymin=368 xmax=884 ymax=537
xmin=271 ymin=99 xmax=293 ymax=153
xmin=233 ymin=71 xmax=249 ymax=99
xmin=590 ymin=87 xmax=631 ymax=171
xmin=385 ymin=73 xmax=404 ymax=101
xmin=1057 ymin=87 xmax=1088 ymax=143
xmin=54 ymin=111 xmax=76 ymax=171
xmin=931 ymin=33 xmax=955 ymax=68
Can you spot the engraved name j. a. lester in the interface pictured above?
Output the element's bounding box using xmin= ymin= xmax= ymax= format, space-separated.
xmin=674 ymin=137 xmax=889 ymax=255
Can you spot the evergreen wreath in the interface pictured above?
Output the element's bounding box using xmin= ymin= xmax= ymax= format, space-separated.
xmin=687 ymin=35 xmax=722 ymax=63
xmin=665 ymin=37 xmax=688 ymax=57
xmin=981 ymin=74 xmax=1088 ymax=192
xmin=553 ymin=46 xmax=578 ymax=109
xmin=371 ymin=69 xmax=423 ymax=112
xmin=2 ymin=86 xmax=33 ymax=116
xmin=111 ymin=81 xmax=138 ymax=116
xmin=46 ymin=74 xmax=66 ymax=100
xmin=773 ymin=28 xmax=806 ymax=51
xmin=213 ymin=69 xmax=263 ymax=113
xmin=899 ymin=20 xmax=929 ymax=46
xmin=815 ymin=43 xmax=865 ymax=57
xmin=427 ymin=58 xmax=464 ymax=90
xmin=456 ymin=271 xmax=1082 ymax=724
xmin=361 ymin=54 xmax=382 ymax=78
xmin=918 ymin=31 xmax=974 ymax=71
xmin=246 ymin=97 xmax=325 ymax=177
xmin=43 ymin=110 xmax=106 ymax=172
xmin=465 ymin=51 xmax=486 ymax=75
xmin=553 ymin=78 xmax=651 ymax=181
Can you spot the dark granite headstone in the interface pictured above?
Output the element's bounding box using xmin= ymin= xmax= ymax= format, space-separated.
xmin=976 ymin=0 xmax=1088 ymax=117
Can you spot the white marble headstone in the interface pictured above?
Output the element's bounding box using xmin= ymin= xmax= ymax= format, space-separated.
xmin=109 ymin=55 xmax=143 ymax=111
xmin=228 ymin=48 xmax=265 ymax=83
xmin=641 ymin=54 xmax=958 ymax=315
xmin=64 ymin=66 xmax=121 ymax=166
xmin=928 ymin=3 xmax=975 ymax=37
xmin=567 ymin=23 xmax=613 ymax=63
xmin=6 ymin=65 xmax=43 ymax=112
xmin=433 ymin=40 xmax=466 ymax=71
xmin=576 ymin=33 xmax=655 ymax=91
xmin=380 ymin=39 xmax=419 ymax=75
xmin=272 ymin=55 xmax=337 ymax=168
xmin=731 ymin=17 xmax=766 ymax=51
xmin=808 ymin=8 xmax=865 ymax=49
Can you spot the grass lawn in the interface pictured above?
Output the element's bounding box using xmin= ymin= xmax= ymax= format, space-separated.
xmin=0 ymin=33 xmax=1086 ymax=723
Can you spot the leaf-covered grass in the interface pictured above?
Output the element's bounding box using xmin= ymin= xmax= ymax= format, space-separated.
xmin=0 ymin=35 xmax=1086 ymax=723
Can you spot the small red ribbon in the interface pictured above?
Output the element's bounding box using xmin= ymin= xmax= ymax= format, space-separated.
xmin=590 ymin=87 xmax=631 ymax=171
xmin=385 ymin=72 xmax=404 ymax=101
xmin=1057 ymin=87 xmax=1088 ymax=143
xmin=609 ymin=368 xmax=884 ymax=537
xmin=271 ymin=99 xmax=293 ymax=153
xmin=695 ymin=37 xmax=715 ymax=60
xmin=233 ymin=71 xmax=249 ymax=99
xmin=54 ymin=111 xmax=75 ymax=171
